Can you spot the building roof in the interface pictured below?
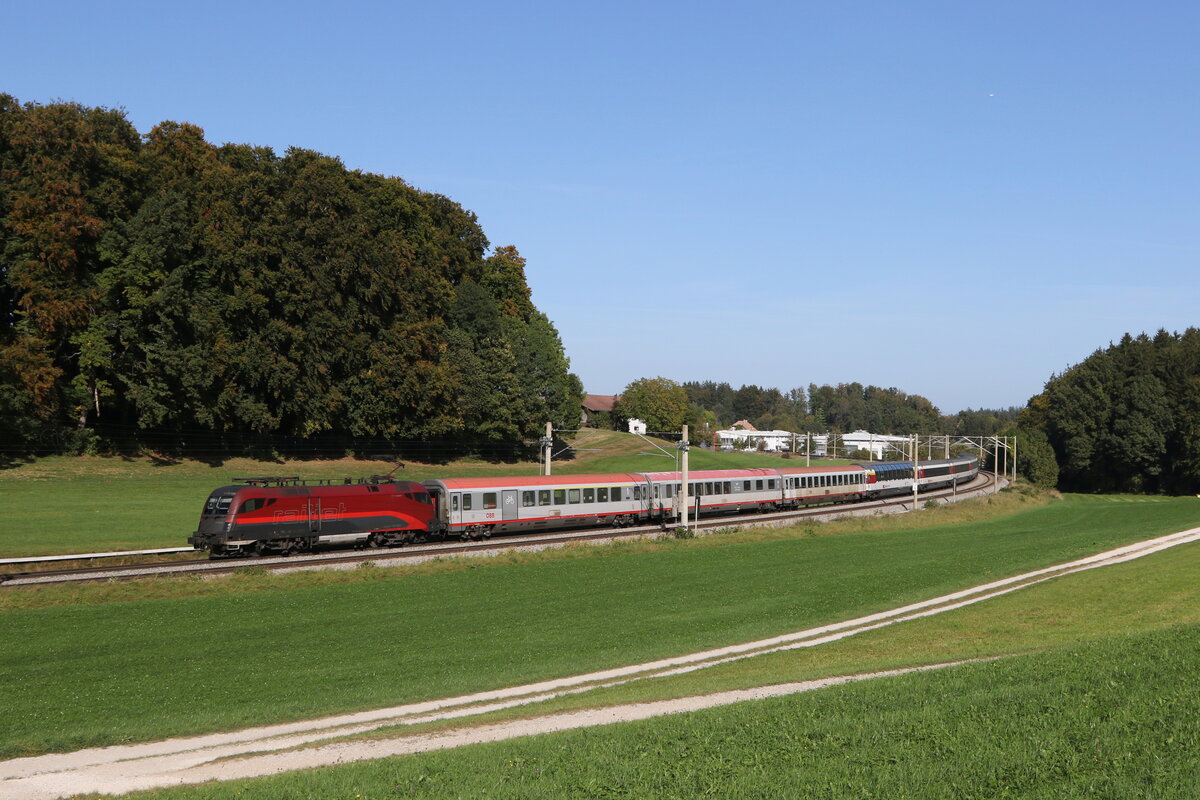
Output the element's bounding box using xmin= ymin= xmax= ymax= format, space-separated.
xmin=583 ymin=394 xmax=620 ymax=412
xmin=731 ymin=419 xmax=758 ymax=431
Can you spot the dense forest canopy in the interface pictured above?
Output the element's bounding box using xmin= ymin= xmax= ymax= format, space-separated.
xmin=0 ymin=96 xmax=582 ymax=456
xmin=1021 ymin=329 xmax=1200 ymax=494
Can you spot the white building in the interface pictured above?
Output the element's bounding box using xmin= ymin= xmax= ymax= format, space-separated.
xmin=839 ymin=430 xmax=911 ymax=459
xmin=713 ymin=427 xmax=910 ymax=459
xmin=627 ymin=418 xmax=647 ymax=435
xmin=715 ymin=421 xmax=796 ymax=453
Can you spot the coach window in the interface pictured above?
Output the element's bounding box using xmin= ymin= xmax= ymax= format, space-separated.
xmin=769 ymin=479 xmax=777 ymax=490
xmin=634 ymin=486 xmax=642 ymax=500
xmin=568 ymin=489 xmax=581 ymax=504
xmin=539 ymin=490 xmax=551 ymax=506
xmin=451 ymin=494 xmax=459 ymax=512
xmin=583 ymin=488 xmax=595 ymax=503
xmin=598 ymin=487 xmax=609 ymax=503
xmin=554 ymin=489 xmax=566 ymax=505
xmin=522 ymin=491 xmax=535 ymax=507
xmin=483 ymin=493 xmax=498 ymax=509
xmin=705 ymin=482 xmax=713 ymax=495
xmin=724 ymin=481 xmax=732 ymax=494
xmin=755 ymin=480 xmax=764 ymax=491
xmin=463 ymin=494 xmax=473 ymax=511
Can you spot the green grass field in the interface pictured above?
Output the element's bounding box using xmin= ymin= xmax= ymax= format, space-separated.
xmin=2 ymin=490 xmax=1197 ymax=764
xmin=116 ymin=624 xmax=1200 ymax=800
xmin=0 ymin=434 xmax=842 ymax=556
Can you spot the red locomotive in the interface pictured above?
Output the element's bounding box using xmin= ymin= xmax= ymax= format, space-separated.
xmin=188 ymin=476 xmax=436 ymax=557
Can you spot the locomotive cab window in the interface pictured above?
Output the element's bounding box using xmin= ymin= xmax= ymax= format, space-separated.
xmin=238 ymin=498 xmax=267 ymax=513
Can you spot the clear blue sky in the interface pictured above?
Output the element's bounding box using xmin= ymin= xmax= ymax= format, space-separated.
xmin=4 ymin=0 xmax=1197 ymax=413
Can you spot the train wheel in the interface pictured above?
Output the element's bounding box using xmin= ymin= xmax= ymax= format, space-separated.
xmin=254 ymin=540 xmax=271 ymax=557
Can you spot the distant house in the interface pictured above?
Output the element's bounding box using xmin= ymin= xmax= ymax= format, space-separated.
xmin=581 ymin=394 xmax=620 ymax=428
xmin=715 ymin=421 xmax=796 ymax=452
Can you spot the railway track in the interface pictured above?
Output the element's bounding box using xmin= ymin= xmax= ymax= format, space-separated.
xmin=1 ymin=472 xmax=998 ymax=587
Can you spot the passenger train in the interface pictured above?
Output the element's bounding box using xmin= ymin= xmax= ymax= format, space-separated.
xmin=189 ymin=454 xmax=980 ymax=557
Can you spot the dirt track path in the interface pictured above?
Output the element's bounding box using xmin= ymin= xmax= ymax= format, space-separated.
xmin=5 ymin=526 xmax=1198 ymax=799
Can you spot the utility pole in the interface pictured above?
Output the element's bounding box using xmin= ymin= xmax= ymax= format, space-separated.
xmin=679 ymin=424 xmax=690 ymax=531
xmin=993 ymin=438 xmax=1000 ymax=493
xmin=1012 ymin=436 xmax=1018 ymax=484
xmin=541 ymin=422 xmax=553 ymax=476
xmin=911 ymin=433 xmax=919 ymax=509
xmin=1002 ymin=436 xmax=1009 ymax=485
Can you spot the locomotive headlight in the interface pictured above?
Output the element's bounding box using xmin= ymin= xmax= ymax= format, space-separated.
xmin=225 ymin=522 xmax=232 ymax=531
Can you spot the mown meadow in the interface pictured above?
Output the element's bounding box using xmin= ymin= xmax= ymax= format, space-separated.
xmin=2 ymin=484 xmax=1198 ymax=768
xmin=118 ymin=625 xmax=1200 ymax=800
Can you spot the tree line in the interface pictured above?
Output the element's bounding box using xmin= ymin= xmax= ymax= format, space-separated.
xmin=613 ymin=326 xmax=1200 ymax=494
xmin=1021 ymin=329 xmax=1200 ymax=493
xmin=0 ymin=96 xmax=581 ymax=457
xmin=612 ymin=378 xmax=1015 ymax=439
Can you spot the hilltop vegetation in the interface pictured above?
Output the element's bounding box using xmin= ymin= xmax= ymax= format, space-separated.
xmin=1023 ymin=328 xmax=1200 ymax=494
xmin=0 ymin=95 xmax=580 ymax=457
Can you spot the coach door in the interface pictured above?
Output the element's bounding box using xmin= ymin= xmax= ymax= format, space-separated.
xmin=501 ymin=490 xmax=519 ymax=521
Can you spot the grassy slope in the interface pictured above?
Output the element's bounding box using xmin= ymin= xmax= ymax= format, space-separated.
xmin=0 ymin=434 xmax=837 ymax=556
xmin=71 ymin=506 xmax=1200 ymax=799
xmin=1 ymin=492 xmax=1197 ymax=761
xmin=119 ymin=625 xmax=1200 ymax=800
